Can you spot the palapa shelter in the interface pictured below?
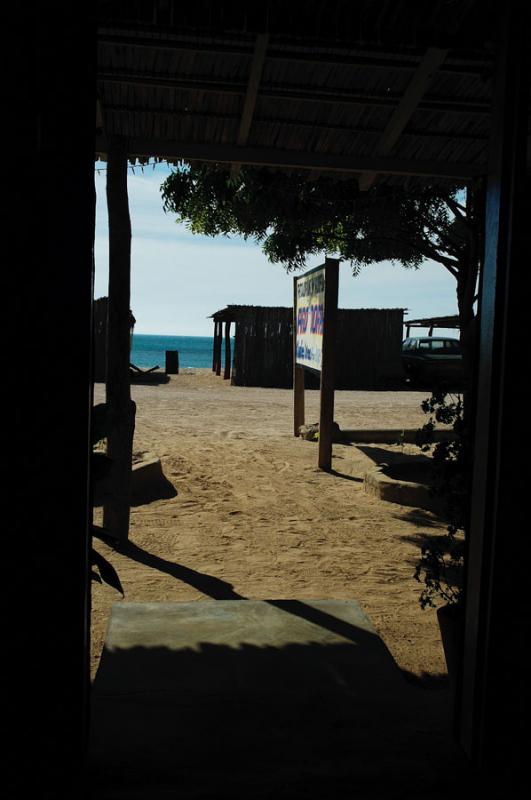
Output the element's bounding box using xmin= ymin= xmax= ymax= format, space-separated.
xmin=211 ymin=304 xmax=405 ymax=388
xmin=405 ymin=314 xmax=461 ymax=337
xmin=16 ymin=1 xmax=529 ymax=795
xmin=95 ymin=2 xmax=496 ymax=184
xmin=211 ymin=305 xmax=293 ymax=385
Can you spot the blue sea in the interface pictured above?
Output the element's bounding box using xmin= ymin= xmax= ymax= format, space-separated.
xmin=131 ymin=334 xmax=230 ymax=370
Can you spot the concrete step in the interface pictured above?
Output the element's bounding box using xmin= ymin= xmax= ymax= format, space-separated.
xmin=89 ymin=600 xmax=466 ymax=798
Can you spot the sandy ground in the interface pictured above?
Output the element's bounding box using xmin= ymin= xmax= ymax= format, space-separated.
xmin=91 ymin=370 xmax=449 ymax=685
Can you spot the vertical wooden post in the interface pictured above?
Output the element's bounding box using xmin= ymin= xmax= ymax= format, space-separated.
xmin=216 ymin=320 xmax=222 ymax=373
xmin=212 ymin=321 xmax=218 ymax=371
xmin=215 ymin=321 xmax=222 ymax=376
xmin=293 ymin=276 xmax=305 ymax=435
xmin=318 ymin=258 xmax=339 ymax=470
xmin=103 ymin=135 xmax=136 ymax=541
xmin=459 ymin=7 xmax=528 ymax=786
xmin=231 ymin=322 xmax=238 ymax=384
xmin=224 ymin=320 xmax=232 ymax=379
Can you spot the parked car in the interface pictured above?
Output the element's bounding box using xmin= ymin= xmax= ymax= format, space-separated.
xmin=401 ymin=336 xmax=463 ymax=386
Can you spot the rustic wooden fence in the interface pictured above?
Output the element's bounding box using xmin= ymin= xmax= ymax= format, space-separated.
xmin=233 ymin=307 xmax=293 ymax=387
xmin=212 ymin=306 xmax=404 ymax=389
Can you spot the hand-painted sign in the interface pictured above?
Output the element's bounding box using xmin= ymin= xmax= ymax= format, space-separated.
xmin=293 ymin=258 xmax=339 ymax=470
xmin=295 ymin=265 xmax=326 ymax=371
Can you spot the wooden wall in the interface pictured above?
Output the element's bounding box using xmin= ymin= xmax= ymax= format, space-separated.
xmin=335 ymin=309 xmax=404 ymax=389
xmin=230 ymin=308 xmax=404 ymax=389
xmin=233 ymin=307 xmax=293 ymax=387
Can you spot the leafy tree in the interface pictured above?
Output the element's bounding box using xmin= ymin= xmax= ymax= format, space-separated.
xmin=161 ymin=165 xmax=482 ymax=380
xmin=162 ymin=165 xmax=484 ymax=614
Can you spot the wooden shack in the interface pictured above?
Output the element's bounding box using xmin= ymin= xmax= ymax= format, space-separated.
xmin=211 ymin=305 xmax=404 ymax=389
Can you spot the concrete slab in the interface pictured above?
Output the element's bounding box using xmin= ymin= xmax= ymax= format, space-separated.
xmin=94 ymin=600 xmax=405 ymax=696
xmin=364 ymin=466 xmax=442 ymax=512
xmin=89 ymin=600 xmax=466 ymax=798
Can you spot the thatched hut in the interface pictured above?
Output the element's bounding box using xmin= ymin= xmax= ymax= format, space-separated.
xmin=211 ymin=305 xmax=404 ymax=389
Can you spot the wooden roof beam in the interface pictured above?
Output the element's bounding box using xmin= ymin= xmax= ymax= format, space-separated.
xmin=97 ymin=71 xmax=491 ymax=114
xmin=97 ymin=31 xmax=490 ymax=75
xmin=105 ymin=104 xmax=490 ymax=141
xmin=231 ymin=33 xmax=269 ymax=179
xmin=358 ymin=47 xmax=448 ymax=191
xmin=95 ymin=135 xmax=485 ymax=179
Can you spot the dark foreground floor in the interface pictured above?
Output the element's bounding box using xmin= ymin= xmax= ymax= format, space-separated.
xmin=89 ymin=600 xmax=472 ymax=799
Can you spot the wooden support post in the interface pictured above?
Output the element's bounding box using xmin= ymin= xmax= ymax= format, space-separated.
xmin=358 ymin=47 xmax=448 ymax=190
xmin=318 ymin=259 xmax=339 ymax=470
xmin=231 ymin=321 xmax=238 ymax=384
xmin=217 ymin=321 xmax=222 ymax=373
xmin=293 ymin=276 xmax=305 ymax=435
xmin=224 ymin=320 xmax=232 ymax=379
xmin=215 ymin=321 xmax=222 ymax=376
xmin=293 ymin=367 xmax=305 ymax=436
xmin=103 ymin=135 xmax=135 ymax=541
xmin=231 ymin=33 xmax=269 ymax=179
xmin=212 ymin=321 xmax=218 ymax=371
xmin=459 ymin=8 xmax=528 ymax=786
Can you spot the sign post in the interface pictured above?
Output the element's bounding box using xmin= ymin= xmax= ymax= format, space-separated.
xmin=293 ymin=277 xmax=306 ymax=436
xmin=293 ymin=257 xmax=339 ymax=470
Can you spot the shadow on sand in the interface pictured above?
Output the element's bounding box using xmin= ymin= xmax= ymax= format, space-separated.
xmin=90 ymin=595 xmax=471 ymax=798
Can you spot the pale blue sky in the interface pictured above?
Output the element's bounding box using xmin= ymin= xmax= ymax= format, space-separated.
xmin=94 ymin=161 xmax=459 ymax=337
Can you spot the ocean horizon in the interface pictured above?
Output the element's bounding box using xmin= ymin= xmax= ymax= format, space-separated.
xmin=131 ymin=333 xmax=231 ymax=370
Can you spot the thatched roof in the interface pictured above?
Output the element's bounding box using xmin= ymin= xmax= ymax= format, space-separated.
xmin=95 ymin=0 xmax=513 ymax=187
xmin=210 ymin=305 xmax=290 ymax=322
xmin=405 ymin=314 xmax=460 ymax=329
xmin=210 ymin=304 xmax=406 ymax=322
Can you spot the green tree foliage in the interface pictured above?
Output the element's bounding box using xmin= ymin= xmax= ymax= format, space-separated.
xmin=162 ymin=165 xmax=483 ymax=612
xmin=414 ymin=391 xmax=466 ymax=608
xmin=161 ymin=166 xmax=482 ymax=351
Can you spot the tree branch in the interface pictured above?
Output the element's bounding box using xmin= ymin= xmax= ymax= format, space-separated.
xmin=400 ymin=232 xmax=460 ymax=274
xmin=419 ymin=216 xmax=463 ymax=258
xmin=443 ymin=195 xmax=469 ymax=225
xmin=328 ymin=229 xmax=461 ymax=276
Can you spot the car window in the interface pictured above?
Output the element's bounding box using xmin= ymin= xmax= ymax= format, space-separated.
xmin=418 ymin=340 xmax=431 ymax=350
xmin=431 ymin=340 xmax=445 ymax=349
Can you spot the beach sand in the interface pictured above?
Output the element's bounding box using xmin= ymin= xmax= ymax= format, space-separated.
xmin=92 ymin=370 xmax=449 ymax=684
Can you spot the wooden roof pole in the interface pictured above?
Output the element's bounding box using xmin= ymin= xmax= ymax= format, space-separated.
xmin=96 ymin=135 xmax=482 ymax=180
xmin=212 ymin=320 xmax=218 ymax=371
xmin=103 ymin=134 xmax=136 ymax=542
xmin=224 ymin=320 xmax=232 ymax=379
xmin=215 ymin=321 xmax=223 ymax=376
xmin=231 ymin=33 xmax=269 ymax=179
xmin=358 ymin=47 xmax=448 ymax=191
